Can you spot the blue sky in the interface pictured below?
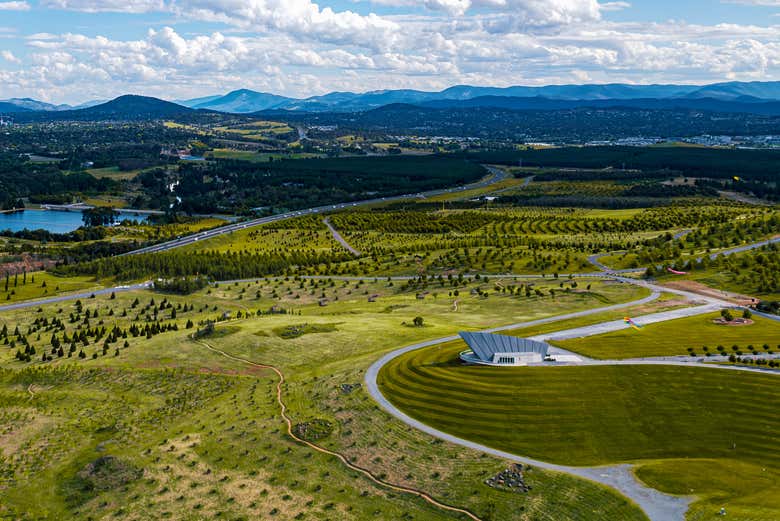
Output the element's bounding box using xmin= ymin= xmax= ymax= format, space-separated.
xmin=1 ymin=0 xmax=780 ymax=104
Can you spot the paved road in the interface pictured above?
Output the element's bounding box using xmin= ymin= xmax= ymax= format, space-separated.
xmin=364 ymin=293 xmax=778 ymax=521
xmin=531 ymin=303 xmax=723 ymax=346
xmin=123 ymin=165 xmax=509 ymax=256
xmin=0 ymin=282 xmax=151 ymax=313
xmin=323 ymin=217 xmax=360 ymax=256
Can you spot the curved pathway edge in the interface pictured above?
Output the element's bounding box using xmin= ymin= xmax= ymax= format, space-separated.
xmin=364 ymin=297 xmax=780 ymax=521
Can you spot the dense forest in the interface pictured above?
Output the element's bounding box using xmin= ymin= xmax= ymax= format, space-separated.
xmin=462 ymin=146 xmax=780 ymax=182
xmin=0 ymin=153 xmax=116 ymax=210
xmin=264 ymin=105 xmax=780 ymax=141
xmin=172 ymin=156 xmax=486 ymax=214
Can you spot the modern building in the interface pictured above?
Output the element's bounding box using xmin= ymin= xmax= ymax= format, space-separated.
xmin=459 ymin=331 xmax=550 ymax=366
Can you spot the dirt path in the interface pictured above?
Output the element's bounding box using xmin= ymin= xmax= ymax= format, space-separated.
xmin=192 ymin=338 xmax=482 ymax=521
xmin=323 ymin=217 xmax=361 ymax=256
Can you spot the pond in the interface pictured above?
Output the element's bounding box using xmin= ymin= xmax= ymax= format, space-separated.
xmin=0 ymin=209 xmax=150 ymax=234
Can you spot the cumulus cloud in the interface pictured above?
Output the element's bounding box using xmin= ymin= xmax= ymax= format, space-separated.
xmin=3 ymin=0 xmax=780 ymax=103
xmin=0 ymin=1 xmax=30 ymax=10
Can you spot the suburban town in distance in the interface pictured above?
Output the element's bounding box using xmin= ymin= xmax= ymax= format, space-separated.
xmin=1 ymin=1 xmax=779 ymax=520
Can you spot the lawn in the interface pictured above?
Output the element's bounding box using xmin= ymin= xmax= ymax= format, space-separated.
xmin=378 ymin=345 xmax=780 ymax=520
xmin=553 ymin=312 xmax=780 ymax=359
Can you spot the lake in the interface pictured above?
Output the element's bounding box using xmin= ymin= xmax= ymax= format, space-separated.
xmin=0 ymin=209 xmax=149 ymax=234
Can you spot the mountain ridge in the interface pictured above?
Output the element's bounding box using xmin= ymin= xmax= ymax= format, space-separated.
xmin=183 ymin=81 xmax=780 ymax=113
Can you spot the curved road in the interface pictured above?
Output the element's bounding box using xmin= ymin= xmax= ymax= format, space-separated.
xmin=365 ymin=296 xmax=779 ymax=521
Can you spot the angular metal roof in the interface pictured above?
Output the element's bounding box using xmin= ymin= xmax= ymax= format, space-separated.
xmin=459 ymin=332 xmax=549 ymax=362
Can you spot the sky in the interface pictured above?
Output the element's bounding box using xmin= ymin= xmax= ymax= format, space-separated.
xmin=1 ymin=0 xmax=780 ymax=104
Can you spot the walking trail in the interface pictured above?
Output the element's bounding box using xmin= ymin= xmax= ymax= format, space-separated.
xmin=192 ymin=337 xmax=483 ymax=521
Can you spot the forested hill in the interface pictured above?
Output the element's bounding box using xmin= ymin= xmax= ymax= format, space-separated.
xmin=10 ymin=95 xmax=207 ymax=122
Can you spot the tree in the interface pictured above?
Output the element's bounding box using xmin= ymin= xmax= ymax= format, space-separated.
xmin=82 ymin=207 xmax=119 ymax=227
xmin=721 ymin=309 xmax=734 ymax=322
xmin=412 ymin=316 xmax=424 ymax=327
xmin=742 ymin=308 xmax=752 ymax=319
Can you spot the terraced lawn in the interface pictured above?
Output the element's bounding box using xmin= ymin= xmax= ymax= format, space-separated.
xmin=553 ymin=312 xmax=780 ymax=359
xmin=378 ymin=343 xmax=780 ymax=520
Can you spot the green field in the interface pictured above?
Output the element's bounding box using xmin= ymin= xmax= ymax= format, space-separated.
xmin=1 ymin=271 xmax=102 ymax=304
xmin=378 ymin=344 xmax=780 ymax=520
xmin=553 ymin=312 xmax=780 ymax=359
xmin=0 ymin=276 xmax=652 ymax=520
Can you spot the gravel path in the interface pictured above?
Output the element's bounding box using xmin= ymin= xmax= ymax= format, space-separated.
xmin=323 ymin=217 xmax=361 ymax=256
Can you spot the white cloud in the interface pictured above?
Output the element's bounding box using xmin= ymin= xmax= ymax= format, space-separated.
xmin=1 ymin=50 xmax=20 ymax=62
xmin=600 ymin=1 xmax=630 ymax=10
xmin=0 ymin=1 xmax=30 ymax=10
xmin=722 ymin=0 xmax=780 ymax=5
xmin=3 ymin=0 xmax=780 ymax=103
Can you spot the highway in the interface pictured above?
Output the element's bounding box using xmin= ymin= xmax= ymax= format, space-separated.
xmin=123 ymin=164 xmax=509 ymax=256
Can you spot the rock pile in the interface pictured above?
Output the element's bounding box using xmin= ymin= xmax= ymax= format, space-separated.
xmin=340 ymin=383 xmax=361 ymax=394
xmin=485 ymin=464 xmax=531 ymax=493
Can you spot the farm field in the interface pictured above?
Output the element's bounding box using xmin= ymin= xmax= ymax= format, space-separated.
xmin=85 ymin=166 xmax=145 ymax=180
xmin=553 ymin=311 xmax=780 ymax=359
xmin=377 ymin=345 xmax=780 ymax=520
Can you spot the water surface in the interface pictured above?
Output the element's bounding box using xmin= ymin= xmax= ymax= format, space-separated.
xmin=0 ymin=209 xmax=149 ymax=234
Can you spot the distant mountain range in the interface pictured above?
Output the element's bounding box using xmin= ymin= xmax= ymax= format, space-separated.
xmin=0 ymin=97 xmax=106 ymax=112
xmin=4 ymin=81 xmax=780 ymax=130
xmin=177 ymin=81 xmax=780 ymax=114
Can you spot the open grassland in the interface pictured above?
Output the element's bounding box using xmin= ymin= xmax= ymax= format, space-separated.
xmin=0 ymin=276 xmax=650 ymax=520
xmin=1 ymin=271 xmax=101 ymax=305
xmin=553 ymin=312 xmax=780 ymax=359
xmin=377 ymin=346 xmax=780 ymax=466
xmin=378 ymin=345 xmax=780 ymax=520
xmin=85 ymin=166 xmax=145 ymax=180
xmin=636 ymin=459 xmax=780 ymax=521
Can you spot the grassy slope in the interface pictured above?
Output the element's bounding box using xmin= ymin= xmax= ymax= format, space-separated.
xmin=1 ymin=271 xmax=101 ymax=305
xmin=553 ymin=312 xmax=780 ymax=359
xmin=0 ymin=277 xmax=648 ymax=521
xmin=378 ymin=345 xmax=780 ymax=520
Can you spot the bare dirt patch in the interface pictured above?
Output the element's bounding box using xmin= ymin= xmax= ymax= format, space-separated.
xmin=712 ymin=318 xmax=754 ymax=326
xmin=661 ymin=280 xmax=757 ymax=306
xmin=0 ymin=410 xmax=54 ymax=457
